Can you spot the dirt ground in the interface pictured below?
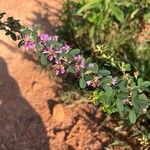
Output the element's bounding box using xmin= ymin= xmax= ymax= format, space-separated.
xmin=0 ymin=0 xmax=145 ymax=150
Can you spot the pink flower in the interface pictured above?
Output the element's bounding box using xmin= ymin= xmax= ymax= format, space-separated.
xmin=111 ymin=77 xmax=118 ymax=86
xmin=23 ymin=34 xmax=30 ymax=41
xmin=39 ymin=33 xmax=49 ymax=42
xmin=49 ymin=35 xmax=58 ymax=41
xmin=43 ymin=47 xmax=57 ymax=61
xmin=74 ymin=55 xmax=85 ymax=76
xmin=53 ymin=60 xmax=65 ymax=75
xmin=74 ymin=55 xmax=84 ymax=72
xmin=23 ymin=41 xmax=35 ymax=51
xmin=58 ymin=44 xmax=70 ymax=53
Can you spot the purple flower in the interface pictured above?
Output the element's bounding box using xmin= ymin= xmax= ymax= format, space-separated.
xmin=23 ymin=34 xmax=30 ymax=40
xmin=74 ymin=55 xmax=85 ymax=76
xmin=58 ymin=44 xmax=70 ymax=53
xmin=86 ymin=76 xmax=100 ymax=88
xmin=111 ymin=77 xmax=118 ymax=86
xmin=49 ymin=35 xmax=58 ymax=41
xmin=74 ymin=55 xmax=84 ymax=68
xmin=53 ymin=60 xmax=65 ymax=75
xmin=23 ymin=41 xmax=35 ymax=51
xmin=43 ymin=47 xmax=57 ymax=61
xmin=39 ymin=33 xmax=49 ymax=42
xmin=88 ymin=63 xmax=94 ymax=68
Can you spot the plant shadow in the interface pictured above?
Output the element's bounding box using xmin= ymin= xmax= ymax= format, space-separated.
xmin=27 ymin=0 xmax=62 ymax=34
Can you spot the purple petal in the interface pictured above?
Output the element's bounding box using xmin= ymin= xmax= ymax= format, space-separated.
xmin=88 ymin=63 xmax=94 ymax=68
xmin=39 ymin=33 xmax=49 ymax=42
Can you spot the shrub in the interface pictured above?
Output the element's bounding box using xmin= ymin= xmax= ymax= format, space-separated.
xmin=19 ymin=27 xmax=150 ymax=124
xmin=1 ymin=12 xmax=150 ymax=145
xmin=60 ymin=0 xmax=150 ymax=79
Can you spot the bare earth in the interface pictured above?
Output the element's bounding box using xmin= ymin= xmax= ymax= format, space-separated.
xmin=0 ymin=0 xmax=142 ymax=150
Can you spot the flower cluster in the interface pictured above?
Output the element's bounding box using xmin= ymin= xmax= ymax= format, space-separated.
xmin=21 ymin=31 xmax=142 ymax=90
xmin=74 ymin=55 xmax=85 ymax=76
xmin=23 ymin=35 xmax=35 ymax=51
xmin=22 ymin=31 xmax=109 ymax=87
xmin=53 ymin=60 xmax=65 ymax=75
xmin=23 ymin=32 xmax=71 ymax=75
xmin=43 ymin=47 xmax=57 ymax=61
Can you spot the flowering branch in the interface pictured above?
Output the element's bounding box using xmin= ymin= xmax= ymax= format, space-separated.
xmin=19 ymin=26 xmax=150 ymax=124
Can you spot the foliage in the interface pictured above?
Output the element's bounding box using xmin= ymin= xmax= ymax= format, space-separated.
xmin=60 ymin=0 xmax=150 ymax=79
xmin=0 ymin=12 xmax=22 ymax=41
xmin=0 ymin=12 xmax=150 ymax=145
xmin=20 ymin=27 xmax=150 ymax=125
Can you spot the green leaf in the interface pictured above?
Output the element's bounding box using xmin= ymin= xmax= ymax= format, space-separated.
xmin=77 ymin=0 xmax=100 ymax=14
xmin=5 ymin=31 xmax=11 ymax=36
xmin=119 ymin=80 xmax=128 ymax=93
xmin=35 ymin=42 xmax=42 ymax=49
xmin=89 ymin=63 xmax=98 ymax=73
xmin=30 ymin=31 xmax=38 ymax=38
xmin=132 ymin=94 xmax=149 ymax=112
xmin=132 ymin=95 xmax=142 ymax=113
xmin=45 ymin=41 xmax=52 ymax=47
xmin=85 ymin=57 xmax=92 ymax=65
xmin=79 ymin=77 xmax=86 ymax=89
xmin=21 ymin=28 xmax=31 ymax=35
xmin=10 ymin=32 xmax=17 ymax=41
xmin=18 ymin=40 xmax=25 ymax=48
xmin=104 ymin=85 xmax=113 ymax=97
xmin=138 ymin=78 xmax=150 ymax=90
xmin=142 ymin=81 xmax=150 ymax=88
xmin=116 ymin=98 xmax=124 ymax=112
xmin=111 ymin=6 xmax=125 ymax=23
xmin=7 ymin=16 xmax=13 ymax=22
xmin=69 ymin=48 xmax=80 ymax=57
xmin=117 ymin=92 xmax=128 ymax=99
xmin=84 ymin=75 xmax=93 ymax=81
xmin=124 ymin=64 xmax=131 ymax=71
xmin=54 ymin=43 xmax=63 ymax=49
xmin=138 ymin=78 xmax=143 ymax=86
xmin=99 ymin=69 xmax=111 ymax=76
xmin=40 ymin=54 xmax=48 ymax=65
xmin=129 ymin=110 xmax=137 ymax=123
xmin=148 ymin=133 xmax=150 ymax=140
xmin=101 ymin=76 xmax=112 ymax=85
xmin=67 ymin=65 xmax=75 ymax=73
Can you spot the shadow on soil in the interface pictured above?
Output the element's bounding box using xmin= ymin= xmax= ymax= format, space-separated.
xmin=0 ymin=39 xmax=38 ymax=64
xmin=0 ymin=0 xmax=61 ymax=63
xmin=0 ymin=57 xmax=49 ymax=149
xmin=28 ymin=0 xmax=61 ymax=34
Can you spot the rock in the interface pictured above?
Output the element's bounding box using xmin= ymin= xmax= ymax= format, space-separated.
xmin=52 ymin=104 xmax=65 ymax=123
